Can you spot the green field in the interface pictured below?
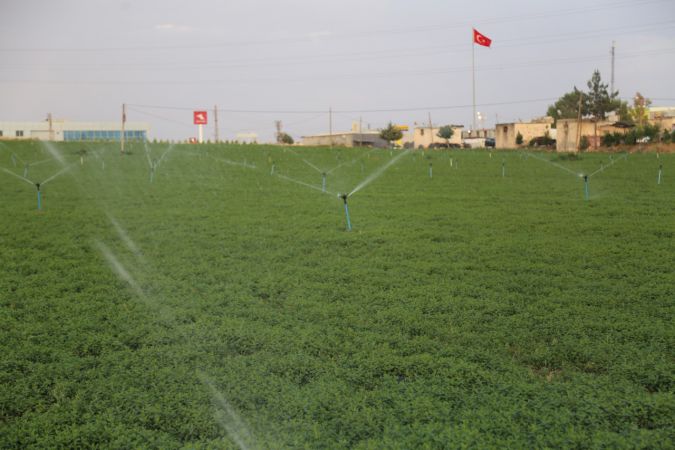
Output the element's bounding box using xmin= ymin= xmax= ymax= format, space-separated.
xmin=1 ymin=140 xmax=673 ymax=449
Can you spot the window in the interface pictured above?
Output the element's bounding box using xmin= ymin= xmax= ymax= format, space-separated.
xmin=16 ymin=130 xmax=24 ymax=137
xmin=503 ymin=126 xmax=508 ymax=133
xmin=420 ymin=128 xmax=424 ymax=136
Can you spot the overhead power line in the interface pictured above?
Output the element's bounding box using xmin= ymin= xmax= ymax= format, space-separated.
xmin=125 ymin=98 xmax=559 ymax=115
xmin=4 ymin=46 xmax=674 ymax=86
xmin=3 ymin=20 xmax=673 ymax=72
xmin=0 ymin=0 xmax=666 ymax=53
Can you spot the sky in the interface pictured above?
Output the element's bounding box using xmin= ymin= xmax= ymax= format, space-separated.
xmin=1 ymin=0 xmax=674 ymax=142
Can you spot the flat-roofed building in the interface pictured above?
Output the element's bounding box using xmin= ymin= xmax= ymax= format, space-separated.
xmin=0 ymin=120 xmax=149 ymax=141
xmin=495 ymin=117 xmax=554 ymax=149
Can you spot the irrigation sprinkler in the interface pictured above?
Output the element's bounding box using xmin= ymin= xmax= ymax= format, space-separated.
xmin=24 ymin=164 xmax=29 ymax=178
xmin=11 ymin=154 xmax=16 ymax=167
xmin=450 ymin=158 xmax=453 ymax=167
xmin=35 ymin=183 xmax=41 ymax=210
xmin=322 ymin=172 xmax=327 ymax=192
xmin=270 ymin=163 xmax=275 ymax=175
xmin=429 ymin=162 xmax=433 ymax=178
xmin=502 ymin=159 xmax=505 ymax=178
xmin=339 ymin=193 xmax=352 ymax=231
xmin=657 ymin=164 xmax=662 ymax=185
xmin=583 ymin=175 xmax=589 ymax=201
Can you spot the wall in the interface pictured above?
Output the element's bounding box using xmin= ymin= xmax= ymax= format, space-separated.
xmin=495 ymin=122 xmax=553 ymax=149
xmin=413 ymin=126 xmax=463 ymax=148
xmin=0 ymin=121 xmax=149 ymax=141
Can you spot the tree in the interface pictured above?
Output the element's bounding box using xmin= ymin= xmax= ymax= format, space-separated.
xmin=279 ymin=132 xmax=294 ymax=145
xmin=546 ymin=88 xmax=585 ymax=127
xmin=379 ymin=122 xmax=403 ymax=147
xmin=515 ymin=132 xmax=523 ymax=146
xmin=436 ymin=125 xmax=454 ymax=146
xmin=585 ymin=70 xmax=622 ymax=149
xmin=629 ymin=92 xmax=652 ymax=128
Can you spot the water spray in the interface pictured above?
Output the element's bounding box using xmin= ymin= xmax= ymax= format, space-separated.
xmin=339 ymin=193 xmax=352 ymax=231
xmin=24 ymin=164 xmax=29 ymax=178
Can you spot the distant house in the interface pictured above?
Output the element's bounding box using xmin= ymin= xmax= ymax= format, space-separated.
xmin=235 ymin=133 xmax=258 ymax=144
xmin=0 ymin=120 xmax=149 ymax=141
xmin=495 ymin=117 xmax=553 ymax=149
xmin=556 ymin=119 xmax=628 ymax=152
xmin=648 ymin=107 xmax=675 ymax=131
xmin=413 ymin=125 xmax=463 ymax=148
xmin=301 ymin=122 xmax=391 ymax=148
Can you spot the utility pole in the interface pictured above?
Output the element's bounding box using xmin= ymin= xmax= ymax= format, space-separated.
xmin=428 ymin=112 xmax=433 ymax=148
xmin=214 ymin=105 xmax=219 ymax=143
xmin=329 ymin=107 xmax=333 ymax=149
xmin=275 ymin=120 xmax=282 ymax=143
xmin=610 ymin=41 xmax=615 ymax=94
xmin=576 ymin=92 xmax=584 ymax=152
xmin=47 ymin=113 xmax=53 ymax=141
xmin=121 ymin=103 xmax=126 ymax=154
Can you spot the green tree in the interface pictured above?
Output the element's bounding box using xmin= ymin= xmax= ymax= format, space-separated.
xmin=629 ymin=92 xmax=652 ymax=128
xmin=515 ymin=132 xmax=523 ymax=146
xmin=546 ymin=88 xmax=585 ymax=127
xmin=279 ymin=132 xmax=294 ymax=145
xmin=379 ymin=122 xmax=403 ymax=147
xmin=436 ymin=125 xmax=454 ymax=146
xmin=585 ymin=70 xmax=622 ymax=149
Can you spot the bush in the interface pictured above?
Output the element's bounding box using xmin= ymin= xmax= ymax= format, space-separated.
xmin=515 ymin=132 xmax=523 ymax=146
xmin=601 ymin=133 xmax=616 ymax=147
xmin=529 ymin=135 xmax=556 ymax=148
xmin=580 ymin=136 xmax=590 ymax=151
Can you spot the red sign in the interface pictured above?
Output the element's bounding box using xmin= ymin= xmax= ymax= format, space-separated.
xmin=193 ymin=111 xmax=208 ymax=125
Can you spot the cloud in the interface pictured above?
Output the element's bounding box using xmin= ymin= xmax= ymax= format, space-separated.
xmin=154 ymin=23 xmax=192 ymax=32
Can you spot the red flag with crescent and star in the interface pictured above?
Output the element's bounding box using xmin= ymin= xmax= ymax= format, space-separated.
xmin=473 ymin=29 xmax=492 ymax=47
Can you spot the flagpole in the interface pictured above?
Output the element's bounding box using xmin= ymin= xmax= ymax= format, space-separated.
xmin=472 ymin=29 xmax=476 ymax=133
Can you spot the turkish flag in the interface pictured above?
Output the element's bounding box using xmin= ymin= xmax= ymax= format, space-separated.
xmin=473 ymin=29 xmax=492 ymax=47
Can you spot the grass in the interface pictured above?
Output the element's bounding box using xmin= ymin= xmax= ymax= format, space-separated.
xmin=1 ymin=140 xmax=673 ymax=449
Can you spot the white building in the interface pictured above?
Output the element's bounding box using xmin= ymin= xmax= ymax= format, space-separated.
xmin=0 ymin=120 xmax=149 ymax=142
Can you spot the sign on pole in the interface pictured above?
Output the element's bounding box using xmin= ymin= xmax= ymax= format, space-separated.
xmin=193 ymin=111 xmax=207 ymax=143
xmin=193 ymin=111 xmax=208 ymax=125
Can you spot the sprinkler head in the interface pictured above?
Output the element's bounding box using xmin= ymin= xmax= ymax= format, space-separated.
xmin=339 ymin=193 xmax=348 ymax=203
xmin=35 ymin=183 xmax=40 ymax=190
xmin=584 ymin=175 xmax=588 ymax=182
